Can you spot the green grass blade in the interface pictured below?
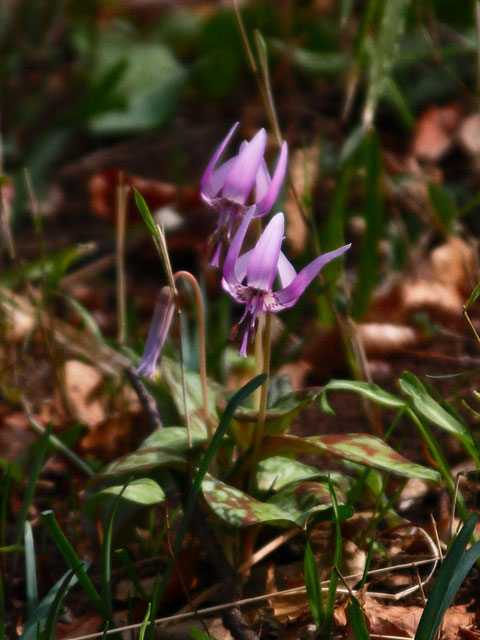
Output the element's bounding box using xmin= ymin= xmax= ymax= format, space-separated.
xmin=134 ymin=189 xmax=159 ymax=239
xmin=152 ymin=374 xmax=266 ymax=615
xmin=139 ymin=603 xmax=152 ymax=640
xmin=20 ymin=561 xmax=88 ymax=640
xmin=43 ymin=568 xmax=77 ymax=640
xmin=465 ymin=281 xmax=480 ymax=311
xmin=304 ymin=541 xmax=324 ymax=628
xmin=24 ymin=522 xmax=38 ymax=618
xmin=325 ymin=477 xmax=342 ymax=632
xmin=14 ymin=427 xmax=51 ymax=545
xmin=415 ymin=514 xmax=479 ymax=640
xmin=347 ymin=595 xmax=371 ymax=640
xmin=40 ymin=511 xmax=108 ymax=619
xmin=100 ymin=480 xmax=132 ymax=619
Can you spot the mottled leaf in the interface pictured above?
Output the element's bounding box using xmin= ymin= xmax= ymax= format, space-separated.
xmin=140 ymin=427 xmax=208 ymax=452
xmin=267 ymin=481 xmax=353 ymax=526
xmin=257 ymin=456 xmax=324 ymax=492
xmin=320 ymin=380 xmax=405 ymax=415
xmin=86 ymin=479 xmax=165 ymax=515
xmin=99 ymin=447 xmax=186 ymax=478
xmin=260 ymin=434 xmax=440 ymax=482
xmin=202 ymin=476 xmax=292 ymax=528
xmin=231 ymin=388 xmax=320 ymax=435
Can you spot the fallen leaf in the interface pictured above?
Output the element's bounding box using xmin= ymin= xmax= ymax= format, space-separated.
xmin=64 ymin=360 xmax=105 ymax=427
xmin=458 ymin=113 xmax=480 ymax=156
xmin=413 ymin=103 xmax=464 ymax=162
xmin=55 ymin=614 xmax=102 ymax=639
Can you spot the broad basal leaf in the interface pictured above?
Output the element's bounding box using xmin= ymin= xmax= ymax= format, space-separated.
xmin=257 ymin=456 xmax=325 ymax=492
xmin=266 ymin=481 xmax=354 ymax=526
xmin=231 ymin=388 xmax=320 ymax=435
xmin=202 ymin=477 xmax=293 ymax=528
xmin=85 ymin=479 xmax=165 ymax=516
xmin=260 ymin=434 xmax=440 ymax=482
xmin=99 ymin=447 xmax=186 ymax=478
xmin=140 ymin=426 xmax=208 ymax=452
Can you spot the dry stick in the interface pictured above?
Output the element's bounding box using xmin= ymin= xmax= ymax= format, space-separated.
xmin=448 ymin=471 xmax=464 ymax=543
xmin=430 ymin=513 xmax=444 ymax=564
xmin=173 ymin=271 xmax=212 ymax=438
xmin=413 ymin=562 xmax=426 ymax=606
xmin=115 ymin=181 xmax=129 ymax=345
xmin=64 ymin=555 xmax=441 ymax=640
xmin=124 ymin=366 xmax=162 ymax=431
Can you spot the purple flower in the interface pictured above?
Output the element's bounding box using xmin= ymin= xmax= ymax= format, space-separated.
xmin=137 ymin=287 xmax=175 ymax=377
xmin=201 ymin=122 xmax=288 ymax=266
xmin=222 ymin=207 xmax=351 ymax=357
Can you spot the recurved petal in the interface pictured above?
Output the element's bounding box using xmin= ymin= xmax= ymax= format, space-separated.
xmin=254 ymin=141 xmax=288 ymax=217
xmin=201 ymin=122 xmax=239 ymax=199
xmin=205 ymin=157 xmax=237 ymax=200
xmin=277 ymin=251 xmax=297 ymax=287
xmin=255 ymin=158 xmax=271 ymax=203
xmin=246 ymin=213 xmax=284 ymax=290
xmin=223 ymin=129 xmax=267 ymax=204
xmin=275 ymin=243 xmax=351 ymax=309
xmin=223 ymin=206 xmax=256 ymax=288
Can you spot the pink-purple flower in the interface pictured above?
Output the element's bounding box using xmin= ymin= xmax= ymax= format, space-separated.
xmin=201 ymin=123 xmax=288 ymax=266
xmin=222 ymin=207 xmax=351 ymax=357
xmin=137 ymin=287 xmax=175 ymax=377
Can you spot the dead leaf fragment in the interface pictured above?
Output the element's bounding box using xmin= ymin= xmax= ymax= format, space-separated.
xmin=64 ymin=360 xmax=105 ymax=427
xmin=413 ymin=103 xmax=464 ymax=162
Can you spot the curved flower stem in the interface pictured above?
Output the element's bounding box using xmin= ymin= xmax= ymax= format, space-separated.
xmin=248 ymin=311 xmax=272 ymax=493
xmin=174 ymin=271 xmax=213 ymax=439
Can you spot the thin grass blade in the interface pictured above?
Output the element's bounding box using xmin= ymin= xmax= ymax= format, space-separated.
xmin=24 ymin=522 xmax=38 ymax=618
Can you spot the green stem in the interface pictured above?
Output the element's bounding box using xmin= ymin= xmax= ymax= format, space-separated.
xmin=248 ymin=312 xmax=272 ymax=493
xmin=174 ymin=271 xmax=212 ymax=438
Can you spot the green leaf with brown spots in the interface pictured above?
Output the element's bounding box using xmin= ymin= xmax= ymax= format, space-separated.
xmin=139 ymin=426 xmax=208 ymax=452
xmin=266 ymin=481 xmax=354 ymax=526
xmin=202 ymin=476 xmax=293 ymax=528
xmin=231 ymin=388 xmax=320 ymax=434
xmin=256 ymin=456 xmax=352 ymax=496
xmin=259 ymin=434 xmax=440 ymax=482
xmin=256 ymin=456 xmax=325 ymax=492
xmin=99 ymin=447 xmax=187 ymax=478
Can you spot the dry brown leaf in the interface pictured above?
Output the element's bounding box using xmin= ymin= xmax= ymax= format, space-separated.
xmin=357 ymin=323 xmax=420 ymax=356
xmin=337 ymin=597 xmax=474 ymax=640
xmin=413 ymin=103 xmax=464 ymax=162
xmin=64 ymin=360 xmax=105 ymax=427
xmin=55 ymin=614 xmax=102 ymax=640
xmin=397 ymin=477 xmax=430 ymax=512
xmin=429 ymin=237 xmax=479 ymax=297
xmin=458 ymin=113 xmax=480 ymax=156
